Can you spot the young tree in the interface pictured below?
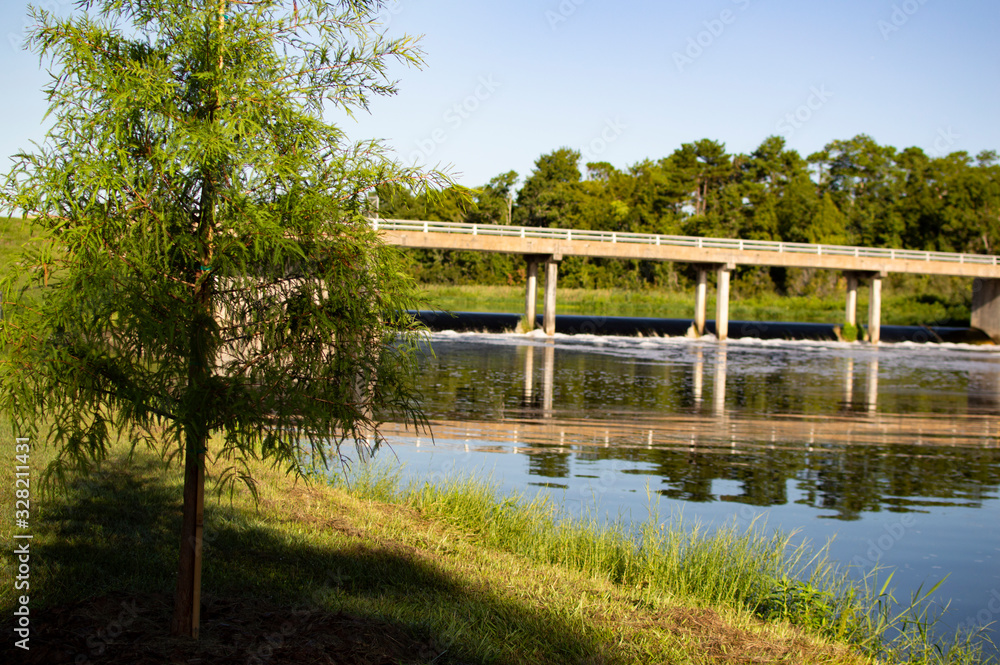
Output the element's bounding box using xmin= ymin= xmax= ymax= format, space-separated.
xmin=1 ymin=0 xmax=444 ymax=638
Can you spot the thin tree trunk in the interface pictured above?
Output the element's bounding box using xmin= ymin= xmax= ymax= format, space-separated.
xmin=171 ymin=263 xmax=213 ymax=638
xmin=171 ymin=437 xmax=206 ymax=638
xmin=171 ymin=224 xmax=215 ymax=637
xmin=172 ymin=250 xmax=213 ymax=638
xmin=172 ymin=2 xmax=223 ymax=638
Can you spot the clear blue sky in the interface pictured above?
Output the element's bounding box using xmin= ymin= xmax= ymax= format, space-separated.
xmin=3 ymin=0 xmax=999 ymax=190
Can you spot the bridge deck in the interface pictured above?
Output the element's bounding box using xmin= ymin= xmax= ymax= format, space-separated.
xmin=374 ymin=219 xmax=1000 ymax=278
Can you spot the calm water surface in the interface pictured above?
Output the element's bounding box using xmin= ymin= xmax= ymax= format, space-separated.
xmin=375 ymin=331 xmax=1000 ymax=645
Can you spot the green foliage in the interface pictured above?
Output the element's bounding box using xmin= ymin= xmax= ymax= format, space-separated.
xmin=755 ymin=576 xmax=837 ymax=630
xmin=842 ymin=323 xmax=859 ymax=343
xmin=514 ymin=147 xmax=582 ymax=228
xmin=1 ymin=0 xmax=446 ymax=485
xmin=1 ymin=1 xmax=454 ymax=635
xmin=380 ymin=133 xmax=999 ymax=295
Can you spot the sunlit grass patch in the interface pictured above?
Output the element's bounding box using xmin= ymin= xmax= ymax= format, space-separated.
xmin=333 ymin=460 xmax=995 ymax=665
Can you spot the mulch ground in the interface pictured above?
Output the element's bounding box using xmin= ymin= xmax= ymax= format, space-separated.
xmin=4 ymin=592 xmax=458 ymax=665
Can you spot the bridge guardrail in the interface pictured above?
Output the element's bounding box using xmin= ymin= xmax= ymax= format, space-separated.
xmin=370 ymin=218 xmax=999 ymax=266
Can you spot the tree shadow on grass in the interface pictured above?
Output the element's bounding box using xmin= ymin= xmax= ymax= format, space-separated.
xmin=1 ymin=453 xmax=617 ymax=664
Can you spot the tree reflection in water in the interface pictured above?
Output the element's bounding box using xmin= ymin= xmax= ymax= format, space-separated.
xmin=396 ymin=335 xmax=1000 ymax=521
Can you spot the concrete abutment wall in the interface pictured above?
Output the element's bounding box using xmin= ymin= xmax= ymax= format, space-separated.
xmin=972 ymin=278 xmax=1000 ymax=342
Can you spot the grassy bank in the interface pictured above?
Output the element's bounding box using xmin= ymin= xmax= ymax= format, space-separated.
xmin=1 ymin=216 xmax=45 ymax=308
xmin=415 ymin=284 xmax=971 ymax=328
xmin=0 ymin=425 xmax=991 ymax=664
xmin=0 ymin=216 xmax=32 ymax=266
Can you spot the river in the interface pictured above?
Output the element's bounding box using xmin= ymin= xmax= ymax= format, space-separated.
xmin=371 ymin=325 xmax=1000 ymax=650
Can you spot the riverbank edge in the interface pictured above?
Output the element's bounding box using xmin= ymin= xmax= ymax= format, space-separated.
xmin=0 ymin=432 xmax=865 ymax=664
xmin=1 ymin=427 xmax=991 ymax=664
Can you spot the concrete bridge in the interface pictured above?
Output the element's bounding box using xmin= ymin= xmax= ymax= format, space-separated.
xmin=373 ymin=218 xmax=1000 ymax=343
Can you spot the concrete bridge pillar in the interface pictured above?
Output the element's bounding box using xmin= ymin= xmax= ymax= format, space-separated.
xmin=868 ymin=273 xmax=883 ymax=344
xmin=972 ymin=278 xmax=1000 ymax=342
xmin=845 ymin=272 xmax=859 ymax=327
xmin=524 ymin=257 xmax=539 ymax=331
xmin=715 ymin=264 xmax=733 ymax=341
xmin=694 ymin=268 xmax=708 ymax=335
xmin=543 ymin=256 xmax=561 ymax=336
xmin=845 ymin=271 xmax=885 ymax=344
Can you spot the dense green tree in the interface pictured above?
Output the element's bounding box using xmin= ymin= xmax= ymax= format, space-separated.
xmin=808 ymin=193 xmax=849 ymax=245
xmin=514 ymin=147 xmax=582 ymax=228
xmin=468 ymin=170 xmax=518 ymax=225
xmin=626 ymin=159 xmax=686 ymax=234
xmin=670 ymin=139 xmax=733 ymax=218
xmin=824 ymin=134 xmax=904 ymax=247
xmin=1 ymin=0 xmax=443 ymax=638
xmin=374 ymin=135 xmax=996 ymax=291
xmin=935 ymin=152 xmax=1000 ymax=254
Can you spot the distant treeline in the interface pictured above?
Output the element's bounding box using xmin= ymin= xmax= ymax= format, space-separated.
xmin=378 ymin=134 xmax=999 ymax=299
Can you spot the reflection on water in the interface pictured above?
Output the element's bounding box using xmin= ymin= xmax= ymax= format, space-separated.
xmin=381 ymin=332 xmax=1000 ymax=644
xmin=693 ymin=347 xmax=705 ymax=407
xmin=389 ymin=334 xmax=1000 ymax=520
xmin=867 ymin=358 xmax=879 ymax=414
xmin=713 ymin=346 xmax=727 ymax=416
xmin=843 ymin=357 xmax=855 ymax=407
xmin=519 ymin=339 xmax=888 ymax=419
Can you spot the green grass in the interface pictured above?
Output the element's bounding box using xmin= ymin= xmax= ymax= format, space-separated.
xmin=416 ymin=284 xmax=972 ymax=328
xmin=0 ymin=217 xmax=40 ymax=288
xmin=0 ymin=216 xmax=33 ymax=266
xmin=1 ymin=216 xmax=48 ymax=310
xmin=336 ymin=462 xmax=994 ymax=665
